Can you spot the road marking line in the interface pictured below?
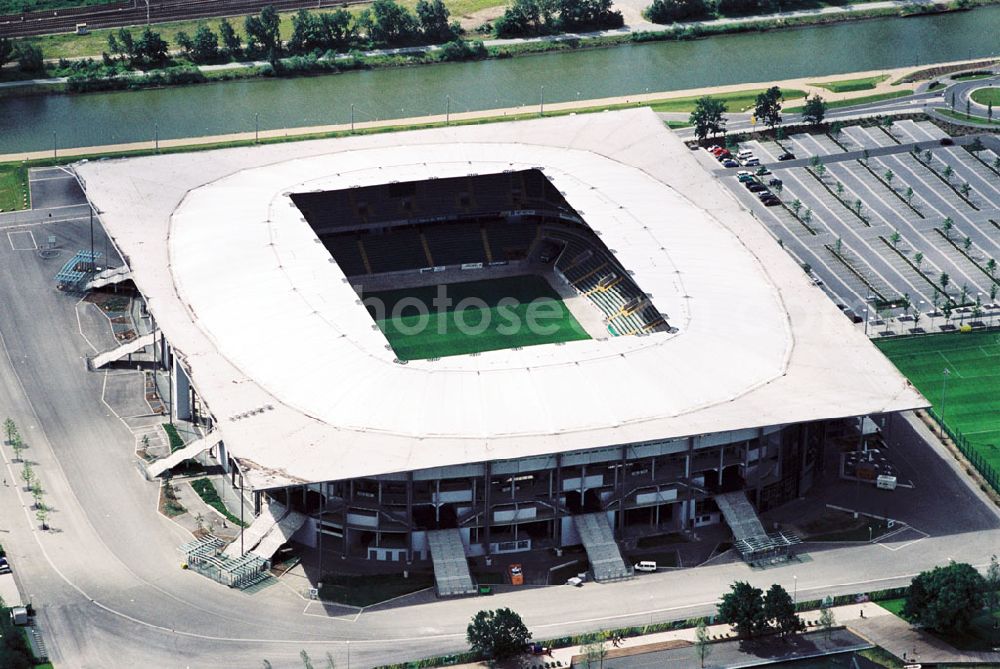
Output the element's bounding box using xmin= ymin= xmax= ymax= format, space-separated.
xmin=7 ymin=230 xmax=36 ymax=251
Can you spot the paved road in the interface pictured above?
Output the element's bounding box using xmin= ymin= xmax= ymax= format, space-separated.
xmin=1 ymin=188 xmax=1000 ymax=668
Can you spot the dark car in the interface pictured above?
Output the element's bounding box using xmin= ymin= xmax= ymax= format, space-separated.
xmin=777 ymin=152 xmax=796 ymax=161
xmin=716 ymin=150 xmax=732 ymax=161
xmin=762 ymin=197 xmax=781 ymax=207
xmin=939 ymin=138 xmax=954 ymax=146
xmin=748 ymin=183 xmax=768 ymax=193
xmin=768 ymin=178 xmax=783 ymax=187
xmin=722 ymin=159 xmax=739 ymax=168
xmin=757 ymin=190 xmax=774 ymax=199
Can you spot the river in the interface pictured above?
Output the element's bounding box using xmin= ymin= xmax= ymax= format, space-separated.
xmin=2 ymin=6 xmax=998 ymax=153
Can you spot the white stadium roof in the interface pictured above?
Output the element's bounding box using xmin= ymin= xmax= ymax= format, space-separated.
xmin=77 ymin=109 xmax=926 ymax=489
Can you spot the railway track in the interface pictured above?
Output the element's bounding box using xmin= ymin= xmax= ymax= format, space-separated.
xmin=0 ymin=0 xmax=366 ymax=38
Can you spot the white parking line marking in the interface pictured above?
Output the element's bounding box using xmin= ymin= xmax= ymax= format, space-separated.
xmin=7 ymin=229 xmax=36 ymax=250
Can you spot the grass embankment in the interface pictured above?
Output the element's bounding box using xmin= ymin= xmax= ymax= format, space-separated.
xmin=970 ymin=86 xmax=1000 ymax=105
xmin=808 ymin=74 xmax=888 ymax=93
xmin=0 ymin=164 xmax=29 ymax=212
xmin=785 ymin=89 xmax=913 ymax=112
xmin=877 ymin=595 xmax=1000 ymax=651
xmin=935 ymin=107 xmax=1000 ymax=125
xmin=162 ymin=422 xmax=184 ymax=452
xmin=648 ymin=87 xmax=806 ymax=113
xmin=876 ymin=331 xmax=1000 ymax=473
xmin=318 ymin=572 xmax=435 ymax=606
xmin=190 ymin=478 xmax=248 ymax=527
xmin=953 ymin=72 xmax=995 ymax=81
xmin=0 ymin=0 xmax=110 ymax=13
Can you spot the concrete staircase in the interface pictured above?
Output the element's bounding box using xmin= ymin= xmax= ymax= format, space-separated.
xmin=427 ymin=529 xmax=477 ymax=597
xmin=250 ymin=509 xmax=308 ymax=561
xmin=714 ymin=491 xmax=767 ymax=543
xmin=89 ymin=331 xmax=155 ymax=370
xmin=144 ymin=432 xmax=219 ymax=478
xmin=224 ymin=498 xmax=288 ymax=559
xmin=573 ymin=513 xmax=630 ymax=582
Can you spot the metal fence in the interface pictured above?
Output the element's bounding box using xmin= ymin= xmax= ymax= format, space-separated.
xmin=928 ymin=407 xmax=1000 ymax=494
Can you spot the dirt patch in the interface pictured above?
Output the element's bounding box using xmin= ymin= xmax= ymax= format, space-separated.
xmin=457 ymin=5 xmax=504 ymax=30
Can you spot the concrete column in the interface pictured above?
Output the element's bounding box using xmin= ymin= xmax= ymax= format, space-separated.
xmin=618 ymin=445 xmax=627 ymax=532
xmin=172 ymin=357 xmax=192 ymax=421
xmin=483 ymin=462 xmax=492 ymax=555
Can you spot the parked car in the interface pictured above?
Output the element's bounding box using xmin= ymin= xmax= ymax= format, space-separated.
xmin=634 ymin=561 xmax=658 ymax=572
xmin=761 ymin=195 xmax=781 ymax=206
xmin=778 ymin=152 xmax=796 ymax=161
xmin=0 ymin=557 xmax=9 ymax=575
xmin=736 ymin=149 xmax=754 ymax=159
xmin=743 ymin=178 xmax=760 ymax=189
xmin=768 ymin=178 xmax=783 ymax=187
xmin=940 ymin=138 xmax=954 ymax=146
xmin=743 ymin=158 xmax=761 ymax=167
xmin=716 ymin=151 xmax=732 ymax=161
xmin=508 ymin=563 xmax=524 ymax=586
xmin=756 ymin=189 xmax=774 ymax=199
xmin=566 ymin=576 xmax=584 ymax=587
xmin=748 ymin=183 xmax=768 ymax=193
xmin=722 ymin=159 xmax=739 ymax=168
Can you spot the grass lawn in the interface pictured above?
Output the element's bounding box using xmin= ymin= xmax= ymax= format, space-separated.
xmin=808 ymin=74 xmax=888 ymax=93
xmin=877 ymin=597 xmax=906 ymax=616
xmin=935 ymin=107 xmax=1000 ymax=126
xmin=318 ymin=572 xmax=434 ymax=606
xmin=876 ymin=331 xmax=1000 ymax=474
xmin=190 ymin=478 xmax=247 ymax=527
xmin=0 ymin=164 xmax=29 ymax=212
xmin=366 ymin=274 xmax=590 ymax=361
xmin=648 ymin=87 xmax=806 ymax=114
xmin=970 ymin=86 xmax=1000 ymax=106
xmin=785 ymin=89 xmax=912 ymax=113
xmin=0 ymin=0 xmax=111 ymax=13
xmin=953 ymin=72 xmax=995 ymax=82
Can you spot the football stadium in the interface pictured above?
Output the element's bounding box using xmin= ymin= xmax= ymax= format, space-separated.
xmin=74 ymin=109 xmax=926 ymax=594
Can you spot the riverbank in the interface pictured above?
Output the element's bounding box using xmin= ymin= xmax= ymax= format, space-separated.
xmin=1 ymin=0 xmax=993 ymax=100
xmin=0 ymin=57 xmax=987 ymax=163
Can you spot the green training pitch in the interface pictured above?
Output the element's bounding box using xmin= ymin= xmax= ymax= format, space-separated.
xmin=876 ymin=331 xmax=1000 ymax=472
xmin=364 ymin=274 xmax=590 ymax=361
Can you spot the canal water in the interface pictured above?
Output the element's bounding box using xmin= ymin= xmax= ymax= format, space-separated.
xmin=2 ymin=6 xmax=998 ymax=152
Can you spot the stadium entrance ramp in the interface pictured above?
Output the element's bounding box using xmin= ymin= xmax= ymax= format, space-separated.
xmin=572 ymin=513 xmax=630 ymax=582
xmin=88 ymin=331 xmax=155 ymax=370
xmin=427 ymin=529 xmax=477 ymax=597
xmin=715 ymin=491 xmax=801 ymax=564
xmin=144 ymin=432 xmax=220 ymax=478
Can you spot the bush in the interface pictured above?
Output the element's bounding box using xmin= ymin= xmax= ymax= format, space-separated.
xmin=644 ymin=0 xmax=710 ymax=23
xmin=438 ymin=39 xmax=487 ymax=61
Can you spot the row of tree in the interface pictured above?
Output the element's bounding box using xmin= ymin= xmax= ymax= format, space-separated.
xmin=0 ymin=38 xmax=44 ymax=73
xmin=3 ymin=418 xmax=49 ymax=529
xmin=645 ymin=0 xmax=827 ymax=25
xmin=689 ymin=85 xmax=829 ymax=141
xmin=493 ymin=0 xmax=623 ymax=38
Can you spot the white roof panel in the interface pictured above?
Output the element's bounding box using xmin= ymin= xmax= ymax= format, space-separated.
xmin=76 ymin=109 xmax=926 ymax=488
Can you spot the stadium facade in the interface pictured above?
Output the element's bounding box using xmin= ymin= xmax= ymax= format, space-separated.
xmin=76 ymin=110 xmax=926 ymax=573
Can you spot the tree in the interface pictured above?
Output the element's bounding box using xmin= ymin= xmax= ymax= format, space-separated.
xmin=754 ymin=86 xmax=783 ymax=130
xmin=801 ymin=94 xmax=827 ymax=125
xmin=942 ymin=217 xmax=954 ymax=238
xmin=135 ymin=26 xmax=168 ymax=66
xmin=466 ymin=608 xmax=531 ymax=660
xmin=882 ymin=115 xmax=894 ymax=133
xmin=923 ymin=149 xmax=932 ymax=164
xmin=0 ymin=37 xmax=15 ymax=69
xmin=791 ymin=199 xmax=802 ymax=216
xmin=914 ymin=251 xmax=924 ymax=269
xmin=966 ymin=98 xmax=971 ymax=118
xmin=942 ymin=164 xmax=954 ymax=181
xmin=300 ymin=650 xmax=314 ymax=669
xmin=764 ymin=584 xmax=800 ymax=636
xmin=903 ymin=562 xmax=986 ymax=633
xmin=219 ymin=18 xmax=242 ymax=58
xmin=940 ymin=271 xmax=950 ymax=293
xmin=963 ymin=236 xmax=972 ymax=251
xmin=175 ymin=30 xmax=194 ymax=58
xmin=35 ymin=503 xmax=48 ymax=530
xmin=21 ymin=460 xmax=33 ymax=488
xmin=30 ymin=479 xmax=43 ymax=509
xmin=991 ymin=284 xmax=998 ymax=303
xmin=987 ymin=258 xmax=996 ymax=277
xmin=817 ymin=606 xmax=835 ymax=640
xmin=416 ymin=0 xmax=458 ymax=42
xmin=3 ymin=417 xmax=16 ymax=444
xmin=644 ymin=0 xmax=710 ymax=23
xmin=245 ymin=5 xmax=283 ymax=60
xmin=969 ymin=137 xmax=984 ymax=153
xmin=365 ymin=0 xmax=421 ymax=46
xmin=884 ymin=169 xmax=894 ymax=185
xmin=905 ymin=186 xmax=914 ymax=205
xmin=830 ymin=120 xmax=843 ymax=137
xmin=853 ymin=199 xmax=863 ymax=216
xmin=15 ymin=43 xmax=44 ymax=73
xmin=890 ymin=230 xmax=901 ymax=247
xmin=988 ymin=554 xmax=1000 ymax=617
xmin=988 ymin=101 xmax=993 ymax=122
xmin=802 ymin=208 xmax=812 ymax=225
xmin=580 ymin=631 xmax=610 ymax=669
xmin=689 ymin=96 xmax=727 ymax=141
xmin=835 ymin=181 xmax=845 ymax=198
xmin=694 ymin=619 xmax=712 ymax=668
xmin=191 ymin=25 xmax=219 ymax=63
xmin=959 ymin=182 xmax=971 ymax=197
xmin=718 ymin=581 xmax=768 ymax=640
xmin=115 ymin=27 xmax=136 ymax=63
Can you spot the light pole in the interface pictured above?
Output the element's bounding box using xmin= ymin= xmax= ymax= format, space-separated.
xmin=254 ymin=113 xmax=259 ymax=144
xmin=154 ymin=122 xmax=159 ymax=152
xmin=52 ymin=131 xmax=57 ymax=159
xmin=863 ymin=292 xmax=873 ymax=336
xmin=940 ymin=367 xmax=951 ymax=437
xmin=351 ymin=104 xmax=355 ymax=133
xmin=346 ymin=640 xmax=350 ymax=669
xmin=446 ymin=95 xmax=450 ymax=125
xmin=539 ymin=85 xmax=544 ymax=117
xmin=793 ymin=575 xmax=798 ymax=606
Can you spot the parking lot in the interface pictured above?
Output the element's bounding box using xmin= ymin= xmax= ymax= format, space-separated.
xmin=708 ymin=121 xmax=1000 ymax=335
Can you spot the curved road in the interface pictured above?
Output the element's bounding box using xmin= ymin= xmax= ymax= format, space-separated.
xmin=1 ymin=187 xmax=999 ymax=668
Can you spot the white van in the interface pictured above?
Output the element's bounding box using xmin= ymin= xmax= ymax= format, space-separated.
xmin=736 ymin=149 xmax=754 ymax=159
xmin=634 ymin=561 xmax=658 ymax=573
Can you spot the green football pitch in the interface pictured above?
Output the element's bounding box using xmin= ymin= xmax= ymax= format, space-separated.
xmin=876 ymin=331 xmax=1000 ymax=472
xmin=364 ymin=275 xmax=590 ymax=361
